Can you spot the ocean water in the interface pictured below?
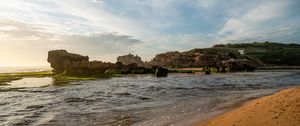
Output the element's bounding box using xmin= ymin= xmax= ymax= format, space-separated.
xmin=0 ymin=70 xmax=300 ymax=126
xmin=0 ymin=66 xmax=51 ymax=73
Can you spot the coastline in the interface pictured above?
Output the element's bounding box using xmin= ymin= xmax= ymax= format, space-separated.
xmin=194 ymin=86 xmax=300 ymax=126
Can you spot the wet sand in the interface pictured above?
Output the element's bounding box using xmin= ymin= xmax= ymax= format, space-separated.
xmin=195 ymin=86 xmax=300 ymax=126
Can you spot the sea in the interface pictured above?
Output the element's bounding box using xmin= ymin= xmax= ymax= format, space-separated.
xmin=0 ymin=67 xmax=300 ymax=126
xmin=0 ymin=66 xmax=51 ymax=73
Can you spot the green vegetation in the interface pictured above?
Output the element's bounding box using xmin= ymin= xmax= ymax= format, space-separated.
xmin=52 ymin=71 xmax=118 ymax=84
xmin=0 ymin=70 xmax=118 ymax=85
xmin=212 ymin=42 xmax=300 ymax=66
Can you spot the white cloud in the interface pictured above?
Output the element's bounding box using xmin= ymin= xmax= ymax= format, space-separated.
xmin=197 ymin=0 xmax=217 ymax=8
xmin=0 ymin=20 xmax=144 ymax=65
xmin=92 ymin=0 xmax=104 ymax=4
xmin=0 ymin=0 xmax=299 ymax=66
xmin=0 ymin=0 xmax=154 ymax=37
xmin=217 ymin=1 xmax=293 ymax=43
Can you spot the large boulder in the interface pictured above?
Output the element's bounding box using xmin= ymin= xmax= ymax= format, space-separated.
xmin=153 ymin=67 xmax=169 ymax=77
xmin=47 ymin=50 xmax=89 ymax=73
xmin=117 ymin=54 xmax=145 ymax=67
xmin=222 ymin=59 xmax=260 ymax=72
xmin=149 ymin=51 xmax=196 ymax=68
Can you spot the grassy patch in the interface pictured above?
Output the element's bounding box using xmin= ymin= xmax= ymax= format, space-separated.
xmin=0 ymin=71 xmax=53 ymax=77
xmin=52 ymin=72 xmax=115 ymax=84
xmin=0 ymin=70 xmax=123 ymax=85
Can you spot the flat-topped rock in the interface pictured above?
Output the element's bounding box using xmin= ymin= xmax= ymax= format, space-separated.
xmin=47 ymin=50 xmax=89 ymax=73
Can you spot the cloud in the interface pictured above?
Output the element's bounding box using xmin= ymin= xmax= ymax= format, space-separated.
xmin=216 ymin=0 xmax=300 ymax=43
xmin=0 ymin=20 xmax=144 ymax=65
xmin=92 ymin=0 xmax=104 ymax=4
xmin=0 ymin=0 xmax=300 ymax=66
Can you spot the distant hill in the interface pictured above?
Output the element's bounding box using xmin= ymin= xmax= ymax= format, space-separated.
xmin=212 ymin=42 xmax=300 ymax=66
xmin=149 ymin=42 xmax=300 ymax=68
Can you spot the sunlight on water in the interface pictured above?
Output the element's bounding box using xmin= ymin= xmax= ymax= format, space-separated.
xmin=0 ymin=66 xmax=51 ymax=73
xmin=6 ymin=77 xmax=53 ymax=88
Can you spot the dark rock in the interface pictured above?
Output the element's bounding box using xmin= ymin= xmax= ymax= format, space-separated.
xmin=47 ymin=50 xmax=88 ymax=73
xmin=222 ymin=59 xmax=260 ymax=72
xmin=64 ymin=60 xmax=113 ymax=75
xmin=154 ymin=67 xmax=169 ymax=77
xmin=47 ymin=50 xmax=167 ymax=76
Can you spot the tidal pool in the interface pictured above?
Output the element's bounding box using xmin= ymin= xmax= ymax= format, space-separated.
xmin=5 ymin=77 xmax=53 ymax=88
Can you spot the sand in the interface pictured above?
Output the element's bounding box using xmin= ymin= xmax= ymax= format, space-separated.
xmin=195 ymin=87 xmax=300 ymax=126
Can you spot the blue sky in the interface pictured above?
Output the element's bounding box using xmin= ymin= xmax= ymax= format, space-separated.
xmin=0 ymin=0 xmax=299 ymax=66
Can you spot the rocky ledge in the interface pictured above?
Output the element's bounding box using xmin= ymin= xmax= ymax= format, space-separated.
xmin=47 ymin=50 xmax=168 ymax=77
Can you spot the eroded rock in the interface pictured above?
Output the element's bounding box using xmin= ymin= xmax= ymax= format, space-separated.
xmin=47 ymin=50 xmax=88 ymax=73
xmin=117 ymin=54 xmax=145 ymax=67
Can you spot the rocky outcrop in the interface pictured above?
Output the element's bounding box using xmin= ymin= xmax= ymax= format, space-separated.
xmin=222 ymin=59 xmax=260 ymax=72
xmin=117 ymin=54 xmax=145 ymax=67
xmin=47 ymin=50 xmax=89 ymax=73
xmin=149 ymin=51 xmax=197 ymax=68
xmin=64 ymin=60 xmax=114 ymax=75
xmin=149 ymin=48 xmax=261 ymax=72
xmin=48 ymin=50 xmax=168 ymax=77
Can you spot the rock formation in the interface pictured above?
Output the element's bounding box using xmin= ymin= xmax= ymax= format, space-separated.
xmin=117 ymin=54 xmax=145 ymax=67
xmin=64 ymin=60 xmax=114 ymax=75
xmin=47 ymin=50 xmax=89 ymax=73
xmin=149 ymin=51 xmax=197 ymax=68
xmin=148 ymin=48 xmax=261 ymax=72
xmin=222 ymin=59 xmax=260 ymax=72
xmin=154 ymin=67 xmax=169 ymax=77
xmin=48 ymin=50 xmax=167 ymax=76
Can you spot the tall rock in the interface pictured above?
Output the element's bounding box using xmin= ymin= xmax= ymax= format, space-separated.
xmin=117 ymin=54 xmax=145 ymax=67
xmin=47 ymin=50 xmax=89 ymax=73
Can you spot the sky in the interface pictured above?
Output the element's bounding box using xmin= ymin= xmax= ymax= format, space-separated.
xmin=0 ymin=0 xmax=300 ymax=66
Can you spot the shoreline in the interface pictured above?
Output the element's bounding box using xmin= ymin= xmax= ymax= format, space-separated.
xmin=194 ymin=86 xmax=300 ymax=126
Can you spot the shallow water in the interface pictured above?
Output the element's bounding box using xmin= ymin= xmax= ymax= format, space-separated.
xmin=0 ymin=70 xmax=300 ymax=126
xmin=4 ymin=77 xmax=53 ymax=88
xmin=0 ymin=66 xmax=51 ymax=73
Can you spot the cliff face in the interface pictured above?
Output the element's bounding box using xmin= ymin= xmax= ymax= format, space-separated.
xmin=149 ymin=42 xmax=300 ymax=70
xmin=117 ymin=54 xmax=145 ymax=67
xmin=48 ymin=50 xmax=114 ymax=75
xmin=149 ymin=51 xmax=197 ymax=68
xmin=64 ymin=60 xmax=114 ymax=75
xmin=47 ymin=50 xmax=166 ymax=76
xmin=47 ymin=50 xmax=89 ymax=73
xmin=149 ymin=48 xmax=261 ymax=71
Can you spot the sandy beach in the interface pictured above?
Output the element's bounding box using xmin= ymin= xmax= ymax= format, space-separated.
xmin=195 ymin=86 xmax=300 ymax=126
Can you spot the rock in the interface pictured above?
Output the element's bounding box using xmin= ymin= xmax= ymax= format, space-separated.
xmin=47 ymin=50 xmax=158 ymax=76
xmin=112 ymin=62 xmax=153 ymax=74
xmin=149 ymin=51 xmax=196 ymax=68
xmin=154 ymin=67 xmax=169 ymax=77
xmin=117 ymin=54 xmax=145 ymax=67
xmin=222 ymin=59 xmax=260 ymax=72
xmin=47 ymin=50 xmax=89 ymax=73
xmin=148 ymin=48 xmax=262 ymax=72
xmin=64 ymin=60 xmax=113 ymax=75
